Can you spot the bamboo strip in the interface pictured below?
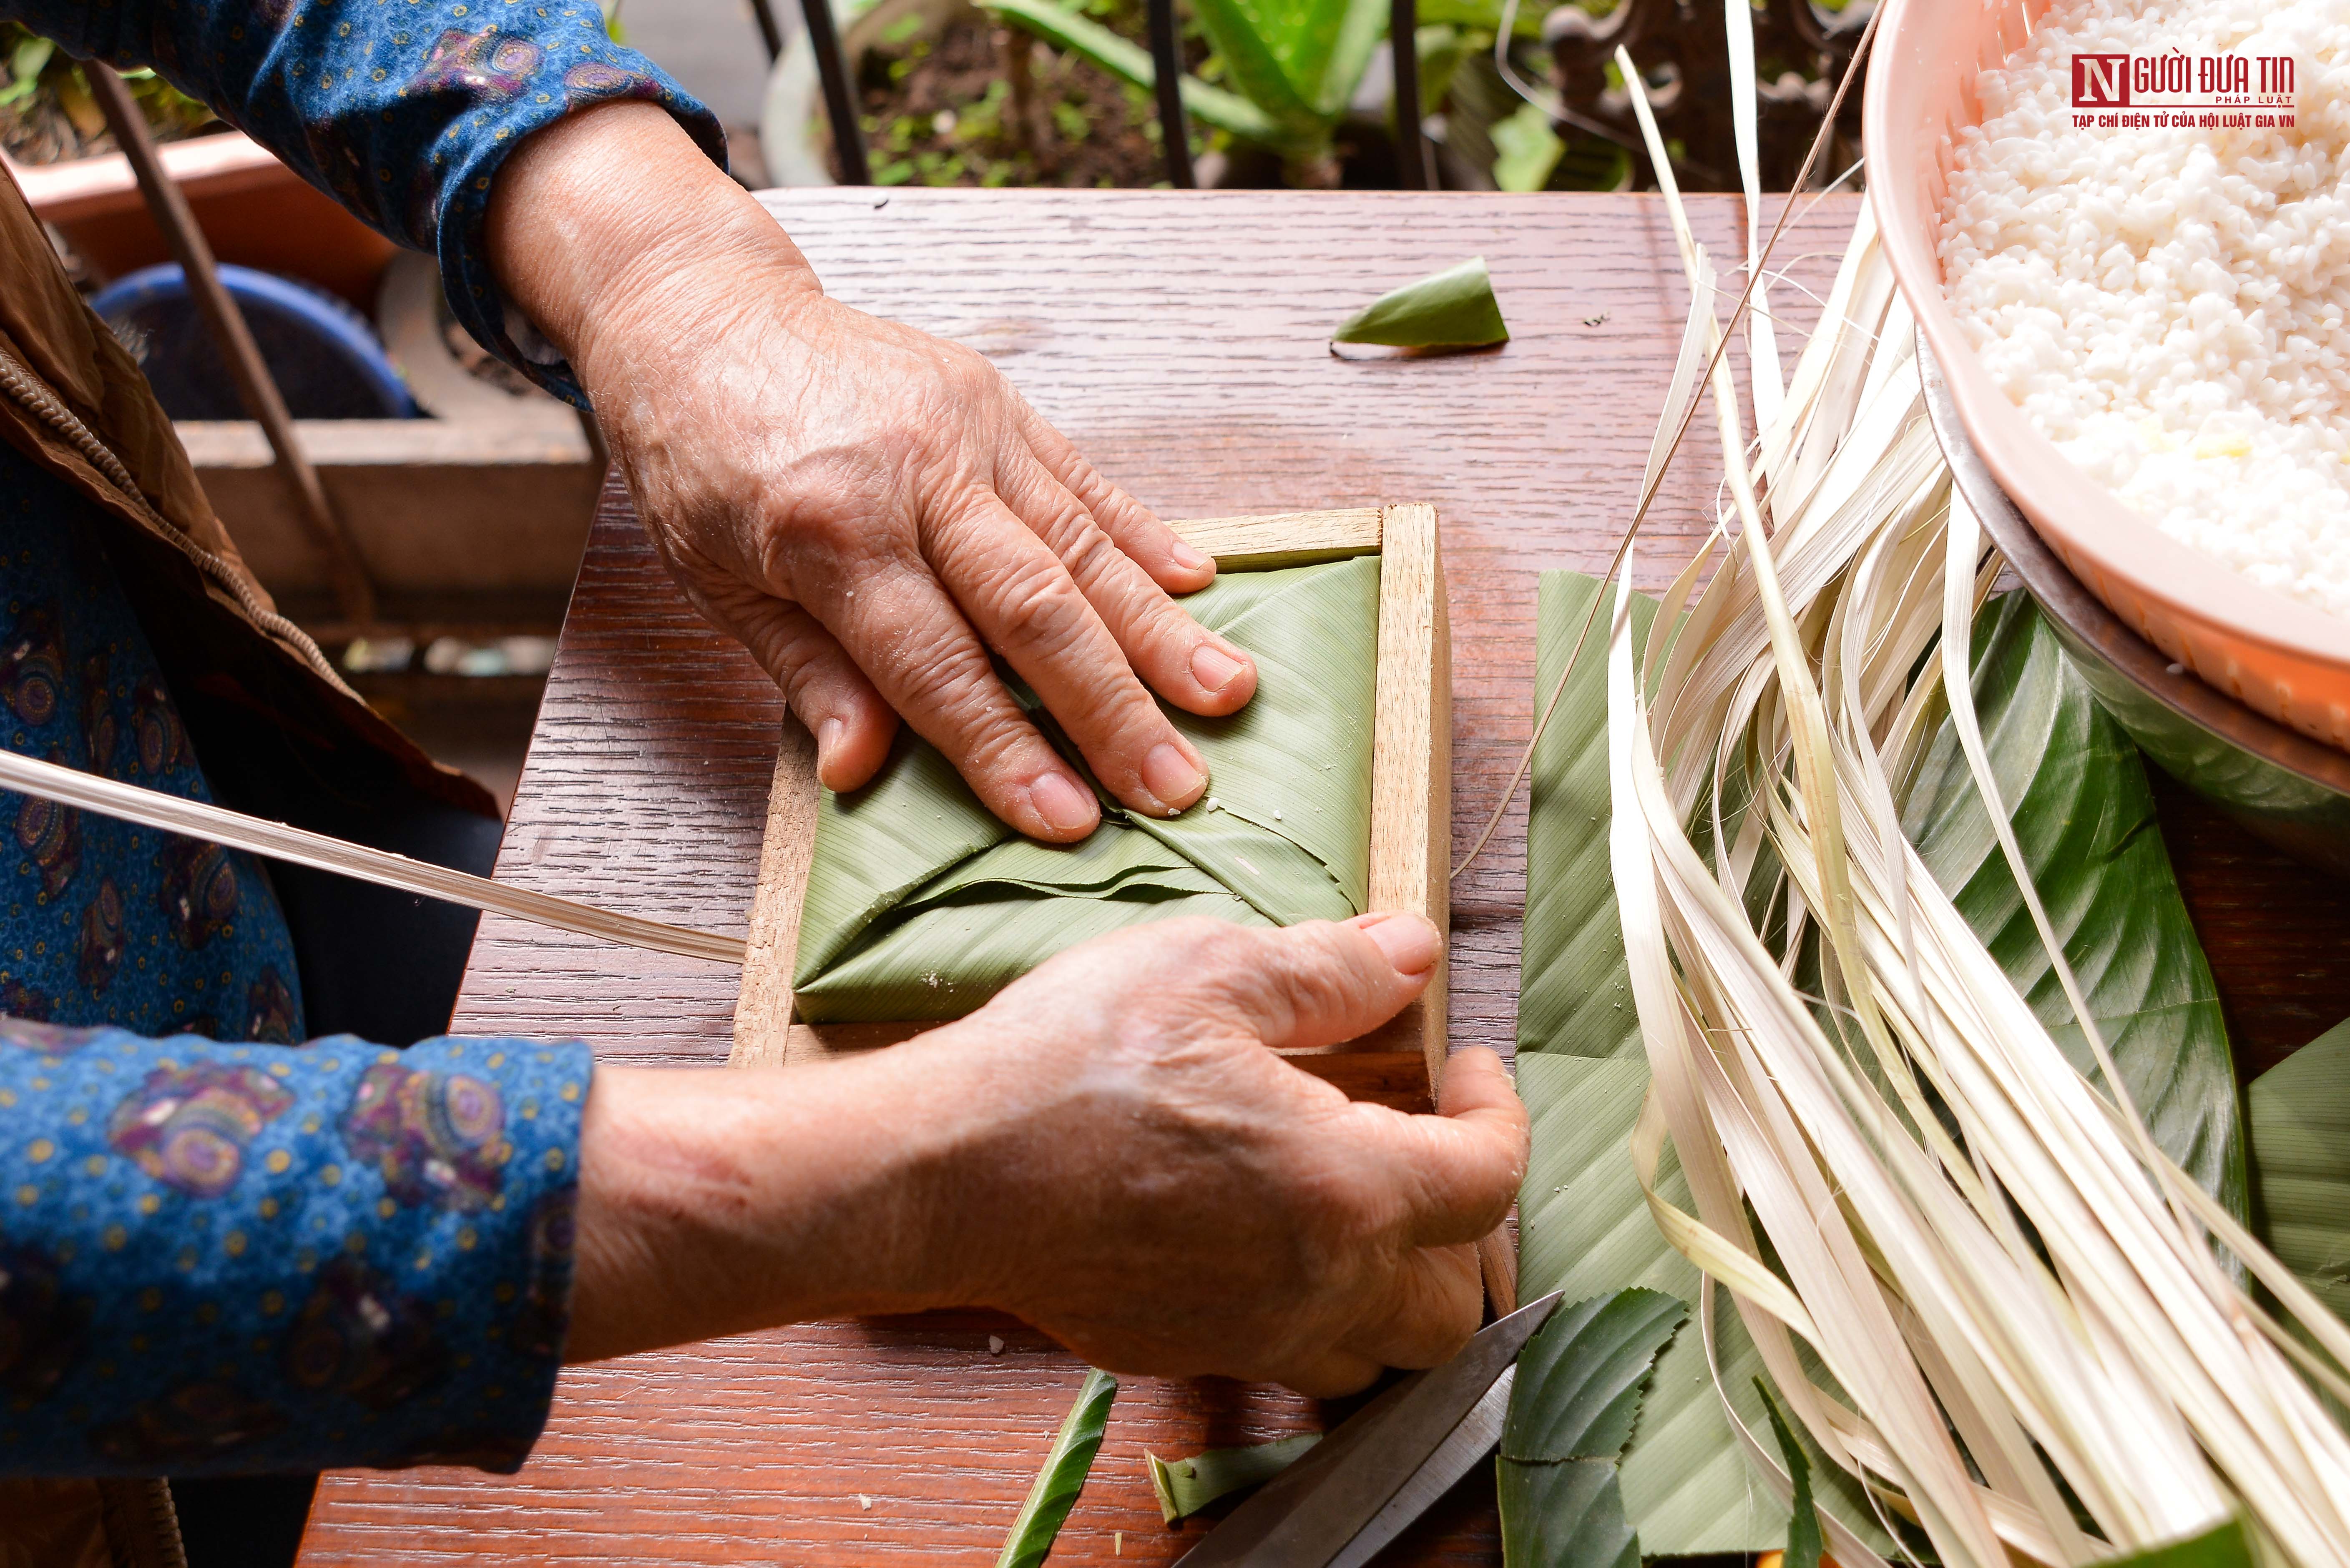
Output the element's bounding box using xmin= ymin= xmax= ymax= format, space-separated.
xmin=0 ymin=748 xmax=746 ymax=967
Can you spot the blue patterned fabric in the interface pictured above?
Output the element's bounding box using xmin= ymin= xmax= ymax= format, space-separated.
xmin=0 ymin=1021 xmax=587 ymax=1473
xmin=0 ymin=470 xmax=304 ymax=1044
xmin=9 ymin=0 xmax=725 ymax=406
xmin=0 ymin=437 xmax=591 ymax=1473
xmin=0 ymin=0 xmax=684 ymax=1467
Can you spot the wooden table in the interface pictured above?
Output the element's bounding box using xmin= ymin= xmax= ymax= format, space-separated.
xmin=296 ymin=189 xmax=2350 ymax=1566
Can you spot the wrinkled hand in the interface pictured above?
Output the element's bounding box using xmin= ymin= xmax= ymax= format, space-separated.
xmin=931 ymin=915 xmax=1529 ymax=1392
xmin=569 ymin=915 xmax=1530 ymax=1395
xmin=490 ymin=103 xmax=1257 ymax=841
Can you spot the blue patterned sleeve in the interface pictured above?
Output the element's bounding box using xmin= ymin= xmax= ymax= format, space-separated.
xmin=13 ymin=0 xmax=725 ymax=406
xmin=0 ymin=1021 xmax=590 ymax=1473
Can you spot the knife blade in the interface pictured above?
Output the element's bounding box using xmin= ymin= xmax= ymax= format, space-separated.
xmin=1172 ymin=1290 xmax=1561 ymax=1567
xmin=1324 ymin=1364 xmax=1515 ymax=1568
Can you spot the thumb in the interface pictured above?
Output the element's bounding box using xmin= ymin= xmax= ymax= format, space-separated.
xmin=1391 ymin=1047 xmax=1528 ymax=1248
xmin=1200 ymin=913 xmax=1441 ymax=1052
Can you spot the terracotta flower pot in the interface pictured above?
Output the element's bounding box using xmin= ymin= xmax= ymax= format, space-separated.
xmin=4 ymin=130 xmax=396 ymax=309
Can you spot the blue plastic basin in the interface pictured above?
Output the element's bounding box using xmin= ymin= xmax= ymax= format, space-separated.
xmin=90 ymin=262 xmax=419 ymax=421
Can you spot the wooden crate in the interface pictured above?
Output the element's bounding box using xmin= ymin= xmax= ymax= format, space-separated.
xmin=728 ymin=505 xmax=1450 ymax=1109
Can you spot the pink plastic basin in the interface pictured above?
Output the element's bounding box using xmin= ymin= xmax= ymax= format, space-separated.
xmin=1867 ymin=0 xmax=2350 ymax=753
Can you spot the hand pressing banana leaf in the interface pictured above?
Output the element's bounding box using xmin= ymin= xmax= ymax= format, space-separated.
xmin=793 ymin=557 xmax=1381 ymax=1022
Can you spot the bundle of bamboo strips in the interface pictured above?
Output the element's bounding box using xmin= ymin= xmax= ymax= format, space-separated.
xmin=1590 ymin=48 xmax=2350 ymax=1568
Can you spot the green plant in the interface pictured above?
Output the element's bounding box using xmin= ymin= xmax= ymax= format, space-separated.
xmin=0 ymin=30 xmax=56 ymax=111
xmin=982 ymin=0 xmax=1562 ymax=186
xmin=986 ymin=0 xmax=1418 ymax=184
xmin=0 ymin=22 xmax=215 ymax=151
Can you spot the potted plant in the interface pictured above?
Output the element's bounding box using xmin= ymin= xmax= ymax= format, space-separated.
xmin=760 ymin=0 xmax=1557 ymax=191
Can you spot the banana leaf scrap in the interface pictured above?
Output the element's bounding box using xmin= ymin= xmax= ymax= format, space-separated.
xmin=1146 ymin=1433 xmax=1321 ymax=1523
xmin=794 ymin=557 xmax=1381 ymax=1021
xmin=997 ymin=1367 xmax=1118 ymax=1568
xmin=1332 ymin=256 xmax=1511 ymax=349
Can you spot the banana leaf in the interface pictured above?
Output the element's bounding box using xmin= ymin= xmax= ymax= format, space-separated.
xmin=1513 ymin=572 xmax=2239 ymax=1557
xmin=1332 ymin=258 xmax=1510 ymax=349
xmin=1900 ymin=592 xmax=2245 ymax=1222
xmin=794 ymin=557 xmax=1380 ymax=1022
xmin=1511 ymin=1051 xmax=1888 ymax=1555
xmin=2247 ymin=1016 xmax=2350 ymax=1322
xmin=1146 ymin=1433 xmax=1320 ymax=1522
xmin=1496 ymin=1291 xmax=1684 ymax=1568
xmin=1495 ymin=1456 xmax=1637 ymax=1568
xmin=997 ymin=1367 xmax=1118 ymax=1568
xmin=1513 ymin=575 xmax=1886 ymax=1555
xmin=2113 ymin=1520 xmax=2257 ymax=1568
xmin=1500 ymin=1289 xmax=1687 ymax=1464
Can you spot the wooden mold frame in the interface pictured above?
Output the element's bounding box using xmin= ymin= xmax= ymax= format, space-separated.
xmin=729 ymin=504 xmax=1450 ymax=1109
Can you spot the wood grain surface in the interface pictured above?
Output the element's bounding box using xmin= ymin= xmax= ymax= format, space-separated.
xmin=297 ymin=188 xmax=2350 ymax=1567
xmin=1365 ymin=502 xmax=1450 ymax=1089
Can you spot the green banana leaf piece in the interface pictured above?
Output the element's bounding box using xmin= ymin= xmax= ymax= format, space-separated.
xmin=1511 ymin=1053 xmax=1888 ymax=1555
xmin=980 ymin=0 xmax=1281 ymax=146
xmin=795 ymin=557 xmax=1379 ymax=1022
xmin=1495 ymin=1287 xmax=1685 ymax=1568
xmin=1755 ymin=1382 xmax=1822 ymax=1568
xmin=1145 ymin=1433 xmax=1320 ymax=1523
xmin=997 ymin=1367 xmax=1118 ymax=1568
xmin=1500 ymin=1289 xmax=1687 ymax=1463
xmin=2114 ymin=1520 xmax=2257 ymax=1568
xmin=1497 ymin=1456 xmax=1638 ymax=1568
xmin=1513 ymin=572 xmax=2238 ymax=1558
xmin=1332 ymin=257 xmax=1510 ymax=349
xmin=1900 ymin=592 xmax=2246 ymax=1223
xmin=2248 ymin=1015 xmax=2350 ymax=1321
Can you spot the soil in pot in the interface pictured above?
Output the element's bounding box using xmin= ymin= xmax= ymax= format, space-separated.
xmin=819 ymin=1 xmax=1208 ymax=188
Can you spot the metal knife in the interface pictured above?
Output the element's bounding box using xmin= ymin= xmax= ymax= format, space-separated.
xmin=1171 ymin=1290 xmax=1562 ymax=1567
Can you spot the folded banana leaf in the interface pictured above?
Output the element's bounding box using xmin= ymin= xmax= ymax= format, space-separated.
xmin=793 ymin=557 xmax=1381 ymax=1022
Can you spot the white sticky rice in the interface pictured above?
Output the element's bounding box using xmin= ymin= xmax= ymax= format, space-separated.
xmin=1939 ymin=0 xmax=2350 ymax=619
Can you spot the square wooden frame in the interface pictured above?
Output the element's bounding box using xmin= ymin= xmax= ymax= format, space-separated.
xmin=728 ymin=504 xmax=1450 ymax=1112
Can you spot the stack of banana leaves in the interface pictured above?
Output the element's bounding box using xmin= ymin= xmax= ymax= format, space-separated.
xmin=1501 ymin=52 xmax=2350 ymax=1568
xmin=793 ymin=556 xmax=1379 ymax=1021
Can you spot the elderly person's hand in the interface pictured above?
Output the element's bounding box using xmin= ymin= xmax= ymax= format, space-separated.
xmin=488 ymin=103 xmax=1257 ymax=842
xmin=566 ymin=914 xmax=1528 ymax=1393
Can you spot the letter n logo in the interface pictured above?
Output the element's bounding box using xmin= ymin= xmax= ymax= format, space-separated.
xmin=2074 ymin=53 xmax=2130 ymax=107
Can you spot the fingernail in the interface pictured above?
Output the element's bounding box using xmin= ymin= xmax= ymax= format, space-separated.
xmin=1028 ymin=772 xmax=1098 ymax=834
xmin=1170 ymin=539 xmax=1212 ymax=572
xmin=1191 ymin=642 xmax=1246 ymax=692
xmin=1362 ymin=914 xmax=1440 ymax=976
xmin=815 ymin=717 xmax=844 ymax=768
xmin=1141 ymin=743 xmax=1204 ymax=809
